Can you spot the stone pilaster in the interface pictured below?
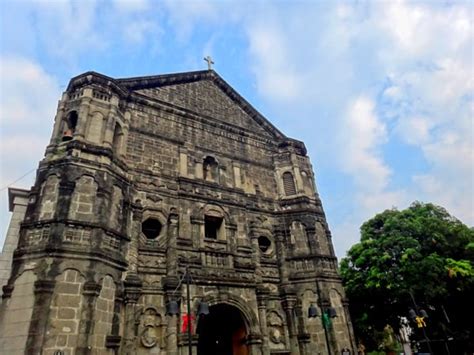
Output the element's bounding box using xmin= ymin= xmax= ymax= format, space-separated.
xmin=127 ymin=201 xmax=143 ymax=273
xmin=166 ymin=212 xmax=179 ymax=277
xmin=77 ymin=281 xmax=102 ymax=355
xmin=122 ymin=273 xmax=142 ymax=355
xmin=282 ymin=294 xmax=300 ymax=355
xmin=25 ymin=279 xmax=56 ymax=354
xmin=257 ymin=287 xmax=270 ymax=355
xmin=75 ymin=96 xmax=92 ymax=140
xmin=246 ymin=333 xmax=263 ymax=355
xmin=275 ymin=230 xmax=289 ymax=284
xmin=164 ymin=276 xmax=180 ymax=355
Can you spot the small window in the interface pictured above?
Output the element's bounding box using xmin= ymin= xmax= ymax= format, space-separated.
xmin=282 ymin=172 xmax=296 ymax=196
xmin=142 ymin=218 xmax=162 ymax=239
xmin=113 ymin=123 xmax=123 ymax=154
xmin=205 ymin=215 xmax=222 ymax=239
xmin=203 ymin=156 xmax=218 ymax=181
xmin=258 ymin=236 xmax=272 ymax=253
xmin=68 ymin=111 xmax=78 ymax=131
xmin=62 ymin=111 xmax=79 ymax=141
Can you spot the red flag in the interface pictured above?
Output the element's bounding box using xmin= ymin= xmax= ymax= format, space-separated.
xmin=181 ymin=314 xmax=195 ymax=333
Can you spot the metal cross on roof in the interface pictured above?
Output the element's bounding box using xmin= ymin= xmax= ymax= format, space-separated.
xmin=204 ymin=56 xmax=214 ymax=70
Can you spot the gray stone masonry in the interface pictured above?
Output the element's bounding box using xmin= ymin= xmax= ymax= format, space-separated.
xmin=0 ymin=69 xmax=356 ymax=355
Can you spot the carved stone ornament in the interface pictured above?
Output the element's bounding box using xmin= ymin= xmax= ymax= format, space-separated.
xmin=270 ymin=327 xmax=283 ymax=344
xmin=141 ymin=325 xmax=159 ymax=348
xmin=267 ymin=311 xmax=286 ymax=346
xmin=139 ymin=307 xmax=164 ymax=349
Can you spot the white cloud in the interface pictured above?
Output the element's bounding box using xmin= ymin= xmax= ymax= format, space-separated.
xmin=340 ymin=96 xmax=390 ymax=192
xmin=112 ymin=0 xmax=150 ymax=13
xmin=0 ymin=57 xmax=60 ymax=245
xmin=247 ymin=25 xmax=303 ymax=101
xmin=1 ymin=0 xmax=472 ymax=258
xmin=0 ymin=56 xmax=60 ymax=127
xmin=395 ymin=116 xmax=432 ymax=145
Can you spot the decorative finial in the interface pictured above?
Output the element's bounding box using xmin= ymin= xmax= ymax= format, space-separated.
xmin=204 ymin=56 xmax=214 ymax=70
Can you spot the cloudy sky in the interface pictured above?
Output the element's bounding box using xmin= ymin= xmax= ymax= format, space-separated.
xmin=0 ymin=0 xmax=472 ymax=258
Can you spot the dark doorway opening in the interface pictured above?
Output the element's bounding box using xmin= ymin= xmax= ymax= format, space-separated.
xmin=197 ymin=303 xmax=248 ymax=355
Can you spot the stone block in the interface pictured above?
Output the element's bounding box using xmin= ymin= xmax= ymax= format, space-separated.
xmin=58 ymin=307 xmax=77 ymax=320
xmin=50 ymin=319 xmax=78 ymax=334
xmin=2 ymin=335 xmax=28 ymax=352
xmin=56 ymin=334 xmax=68 ymax=347
xmin=55 ymin=294 xmax=81 ymax=308
xmin=64 ymin=270 xmax=78 ymax=282
xmin=56 ymin=283 xmax=80 ymax=295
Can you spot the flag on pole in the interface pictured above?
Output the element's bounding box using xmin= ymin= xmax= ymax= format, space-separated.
xmin=181 ymin=314 xmax=195 ymax=333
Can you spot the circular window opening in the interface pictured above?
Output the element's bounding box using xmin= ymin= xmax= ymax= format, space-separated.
xmin=258 ymin=236 xmax=272 ymax=253
xmin=142 ymin=218 xmax=162 ymax=239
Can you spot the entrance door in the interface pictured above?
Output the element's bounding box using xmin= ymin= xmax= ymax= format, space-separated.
xmin=197 ymin=304 xmax=249 ymax=355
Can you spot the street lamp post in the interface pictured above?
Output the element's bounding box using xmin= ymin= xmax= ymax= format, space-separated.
xmin=408 ymin=291 xmax=433 ymax=355
xmin=166 ymin=267 xmax=209 ymax=355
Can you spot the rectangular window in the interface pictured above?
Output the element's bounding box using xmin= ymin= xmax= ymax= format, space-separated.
xmin=205 ymin=215 xmax=223 ymax=239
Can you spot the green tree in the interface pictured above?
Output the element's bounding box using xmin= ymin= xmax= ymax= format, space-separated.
xmin=340 ymin=202 xmax=474 ymax=353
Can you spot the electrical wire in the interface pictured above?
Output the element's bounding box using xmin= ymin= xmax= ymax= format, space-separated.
xmin=0 ymin=168 xmax=36 ymax=192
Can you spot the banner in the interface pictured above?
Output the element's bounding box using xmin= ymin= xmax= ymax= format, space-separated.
xmin=181 ymin=314 xmax=196 ymax=333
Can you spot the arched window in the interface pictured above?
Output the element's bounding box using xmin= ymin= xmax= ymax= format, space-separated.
xmin=282 ymin=172 xmax=296 ymax=196
xmin=112 ymin=123 xmax=123 ymax=155
xmin=62 ymin=111 xmax=78 ymax=141
xmin=203 ymin=156 xmax=218 ymax=182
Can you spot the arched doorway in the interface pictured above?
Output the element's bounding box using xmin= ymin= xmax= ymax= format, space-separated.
xmin=197 ymin=303 xmax=249 ymax=355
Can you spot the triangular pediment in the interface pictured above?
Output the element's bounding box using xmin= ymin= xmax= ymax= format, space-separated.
xmin=116 ymin=70 xmax=284 ymax=139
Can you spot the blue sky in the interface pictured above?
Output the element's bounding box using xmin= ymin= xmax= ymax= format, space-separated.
xmin=0 ymin=0 xmax=472 ymax=258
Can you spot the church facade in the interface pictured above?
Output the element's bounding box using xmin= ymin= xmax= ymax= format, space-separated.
xmin=0 ymin=69 xmax=355 ymax=354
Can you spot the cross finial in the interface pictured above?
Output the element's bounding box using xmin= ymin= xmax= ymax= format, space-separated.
xmin=204 ymin=56 xmax=214 ymax=70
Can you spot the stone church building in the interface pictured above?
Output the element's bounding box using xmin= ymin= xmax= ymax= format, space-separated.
xmin=0 ymin=69 xmax=355 ymax=354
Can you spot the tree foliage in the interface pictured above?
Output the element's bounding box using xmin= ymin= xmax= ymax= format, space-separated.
xmin=340 ymin=202 xmax=474 ymax=353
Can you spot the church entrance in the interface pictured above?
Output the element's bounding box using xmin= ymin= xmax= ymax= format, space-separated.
xmin=197 ymin=303 xmax=249 ymax=355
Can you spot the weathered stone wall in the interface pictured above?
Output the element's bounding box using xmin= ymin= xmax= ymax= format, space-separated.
xmin=38 ymin=174 xmax=59 ymax=220
xmin=43 ymin=269 xmax=85 ymax=354
xmin=91 ymin=275 xmax=116 ymax=354
xmin=68 ymin=175 xmax=98 ymax=222
xmin=0 ymin=270 xmax=37 ymax=354
xmin=0 ymin=70 xmax=355 ymax=355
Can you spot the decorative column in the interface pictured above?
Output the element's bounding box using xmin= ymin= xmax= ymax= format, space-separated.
xmin=275 ymin=229 xmax=289 ymax=284
xmin=164 ymin=276 xmax=180 ymax=355
xmin=103 ymin=105 xmax=119 ymax=149
xmin=297 ymin=333 xmax=311 ymax=355
xmin=246 ymin=333 xmax=263 ymax=355
xmin=25 ymin=279 xmax=56 ymax=354
xmin=75 ymin=94 xmax=92 ymax=140
xmin=166 ymin=212 xmax=179 ymax=278
xmin=127 ymin=201 xmax=143 ymax=273
xmin=122 ymin=274 xmax=142 ymax=355
xmin=256 ymin=287 xmax=270 ymax=355
xmin=282 ymin=295 xmax=300 ymax=355
xmin=77 ymin=281 xmax=102 ymax=354
xmin=249 ymin=224 xmax=262 ymax=282
xmin=295 ymin=300 xmax=311 ymax=355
